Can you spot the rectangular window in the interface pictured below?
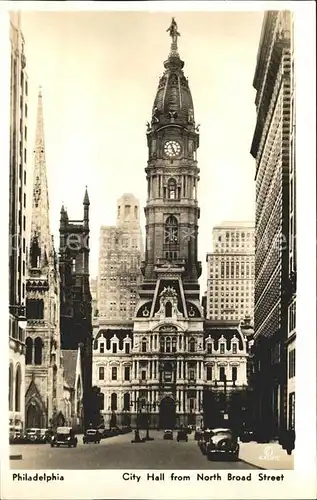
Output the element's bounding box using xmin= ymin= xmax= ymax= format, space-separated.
xmin=232 ymin=366 xmax=237 ymax=382
xmin=112 ymin=343 xmax=117 ymax=354
xmin=232 ymin=344 xmax=237 ymax=354
xmin=125 ymin=343 xmax=130 ymax=354
xmin=189 ymin=369 xmax=195 ymax=381
xmin=219 ymin=366 xmax=225 ymax=381
xmin=99 ymin=367 xmax=104 ymax=380
xmin=206 ymin=366 xmax=212 ymax=381
xmin=99 ymin=343 xmax=104 ymax=353
xmin=220 ymin=343 xmax=225 ymax=354
xmin=111 ymin=367 xmax=117 ymax=380
xmin=207 ymin=343 xmax=212 ymax=354
xmin=141 ymin=370 xmax=146 ymax=380
xmin=124 ymin=367 xmax=130 ymax=381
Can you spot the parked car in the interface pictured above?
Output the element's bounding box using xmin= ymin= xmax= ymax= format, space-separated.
xmin=206 ymin=428 xmax=239 ymax=461
xmin=177 ymin=429 xmax=188 ymax=442
xmin=198 ymin=429 xmax=212 ymax=455
xmin=163 ymin=429 xmax=173 ymax=440
xmin=51 ymin=427 xmax=78 ymax=448
xmin=25 ymin=428 xmax=42 ymax=443
xmin=83 ymin=429 xmax=101 ymax=444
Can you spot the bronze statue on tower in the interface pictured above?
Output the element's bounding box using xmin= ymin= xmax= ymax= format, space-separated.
xmin=166 ymin=17 xmax=181 ymax=45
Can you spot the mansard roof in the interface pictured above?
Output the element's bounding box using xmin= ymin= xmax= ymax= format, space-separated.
xmin=204 ymin=320 xmax=245 ymax=350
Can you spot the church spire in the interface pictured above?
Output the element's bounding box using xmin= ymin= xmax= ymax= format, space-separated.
xmin=29 ymin=88 xmax=52 ymax=269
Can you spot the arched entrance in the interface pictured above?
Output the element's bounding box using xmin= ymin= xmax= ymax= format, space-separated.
xmin=26 ymin=401 xmax=43 ymax=428
xmin=159 ymin=396 xmax=176 ymax=430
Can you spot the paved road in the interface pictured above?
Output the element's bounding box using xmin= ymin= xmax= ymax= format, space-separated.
xmin=10 ymin=430 xmax=258 ymax=470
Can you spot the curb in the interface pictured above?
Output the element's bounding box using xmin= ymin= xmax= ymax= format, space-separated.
xmin=238 ymin=457 xmax=266 ymax=470
xmin=10 ymin=454 xmax=22 ymax=460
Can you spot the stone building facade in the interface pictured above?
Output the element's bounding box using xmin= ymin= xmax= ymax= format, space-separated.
xmin=61 ymin=348 xmax=83 ymax=430
xmin=250 ymin=11 xmax=295 ymax=441
xmin=9 ymin=12 xmax=28 ymax=435
xmin=97 ymin=193 xmax=143 ymax=320
xmin=206 ymin=222 xmax=255 ymax=321
xmin=92 ymin=20 xmax=250 ymax=432
xmin=25 ymin=90 xmax=64 ymax=429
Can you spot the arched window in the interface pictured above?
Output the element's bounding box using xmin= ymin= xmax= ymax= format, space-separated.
xmin=167 ymin=178 xmax=177 ymax=199
xmin=15 ymin=365 xmax=21 ymax=412
xmin=172 ymin=337 xmax=177 ymax=352
xmin=9 ymin=364 xmax=13 ymax=411
xmin=166 ymin=337 xmax=171 ymax=353
xmin=164 ymin=216 xmax=178 ymax=243
xmin=25 ymin=337 xmax=33 ymax=365
xmin=34 ymin=337 xmax=43 ymax=365
xmin=165 ymin=301 xmax=172 ymax=317
xmin=141 ymin=338 xmax=147 ymax=353
xmin=123 ymin=392 xmax=130 ymax=411
xmin=111 ymin=393 xmax=117 ymax=411
xmin=160 ymin=338 xmax=165 ymax=353
xmin=30 ymin=237 xmax=41 ymax=268
xmin=189 ymin=338 xmax=195 ymax=353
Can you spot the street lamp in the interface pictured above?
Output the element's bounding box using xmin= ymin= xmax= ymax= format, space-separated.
xmin=142 ymin=401 xmax=159 ymax=441
xmin=130 ymin=398 xmax=144 ymax=443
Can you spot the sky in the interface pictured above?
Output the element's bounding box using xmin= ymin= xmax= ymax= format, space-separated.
xmin=20 ymin=10 xmax=264 ymax=287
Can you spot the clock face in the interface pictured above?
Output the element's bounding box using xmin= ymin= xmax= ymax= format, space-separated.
xmin=164 ymin=140 xmax=181 ymax=158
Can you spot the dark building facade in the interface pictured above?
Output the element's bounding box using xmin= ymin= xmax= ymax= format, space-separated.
xmin=59 ymin=191 xmax=93 ymax=428
xmin=250 ymin=11 xmax=295 ymax=443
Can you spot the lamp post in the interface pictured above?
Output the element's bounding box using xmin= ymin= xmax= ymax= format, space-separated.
xmin=130 ymin=398 xmax=144 ymax=443
xmin=213 ymin=375 xmax=237 ymax=425
xmin=142 ymin=401 xmax=159 ymax=441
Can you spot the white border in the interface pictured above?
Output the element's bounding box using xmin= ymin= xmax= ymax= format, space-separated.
xmin=0 ymin=1 xmax=316 ymax=499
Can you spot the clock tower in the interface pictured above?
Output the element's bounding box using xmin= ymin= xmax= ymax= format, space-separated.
xmin=143 ymin=19 xmax=201 ymax=283
xmin=132 ymin=19 xmax=205 ymax=430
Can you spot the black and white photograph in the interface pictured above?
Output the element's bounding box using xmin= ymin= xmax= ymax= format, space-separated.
xmin=1 ymin=1 xmax=316 ymax=499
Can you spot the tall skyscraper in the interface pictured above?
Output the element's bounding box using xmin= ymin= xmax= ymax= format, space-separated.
xmin=97 ymin=193 xmax=143 ymax=320
xmin=206 ymin=222 xmax=255 ymax=321
xmin=93 ymin=19 xmax=249 ymax=431
xmin=25 ymin=90 xmax=64 ymax=428
xmin=9 ymin=12 xmax=28 ymax=435
xmin=250 ymin=11 xmax=295 ymax=442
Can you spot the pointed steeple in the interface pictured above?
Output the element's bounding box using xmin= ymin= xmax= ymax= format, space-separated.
xmin=29 ymin=88 xmax=52 ymax=269
xmin=83 ymin=186 xmax=90 ymax=206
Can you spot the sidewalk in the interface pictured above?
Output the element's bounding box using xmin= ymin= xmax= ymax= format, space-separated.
xmin=238 ymin=441 xmax=294 ymax=470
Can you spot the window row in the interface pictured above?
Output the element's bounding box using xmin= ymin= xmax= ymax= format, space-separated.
xmin=288 ymin=349 xmax=295 ymax=379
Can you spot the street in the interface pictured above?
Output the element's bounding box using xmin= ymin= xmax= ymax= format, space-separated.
xmin=10 ymin=431 xmax=258 ymax=470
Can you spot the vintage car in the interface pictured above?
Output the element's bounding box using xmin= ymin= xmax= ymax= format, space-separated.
xmin=198 ymin=429 xmax=212 ymax=455
xmin=83 ymin=429 xmax=101 ymax=444
xmin=25 ymin=428 xmax=42 ymax=443
xmin=206 ymin=428 xmax=239 ymax=461
xmin=177 ymin=429 xmax=188 ymax=442
xmin=51 ymin=427 xmax=78 ymax=448
xmin=163 ymin=429 xmax=173 ymax=440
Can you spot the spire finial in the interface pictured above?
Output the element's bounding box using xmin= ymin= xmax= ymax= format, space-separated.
xmin=166 ymin=17 xmax=181 ymax=55
xmin=38 ymin=85 xmax=42 ymax=97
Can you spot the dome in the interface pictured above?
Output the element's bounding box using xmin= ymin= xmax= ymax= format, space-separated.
xmin=151 ymin=20 xmax=195 ymax=128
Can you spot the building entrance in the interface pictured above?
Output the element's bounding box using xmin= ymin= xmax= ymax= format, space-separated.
xmin=26 ymin=402 xmax=42 ymax=428
xmin=159 ymin=396 xmax=176 ymax=429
